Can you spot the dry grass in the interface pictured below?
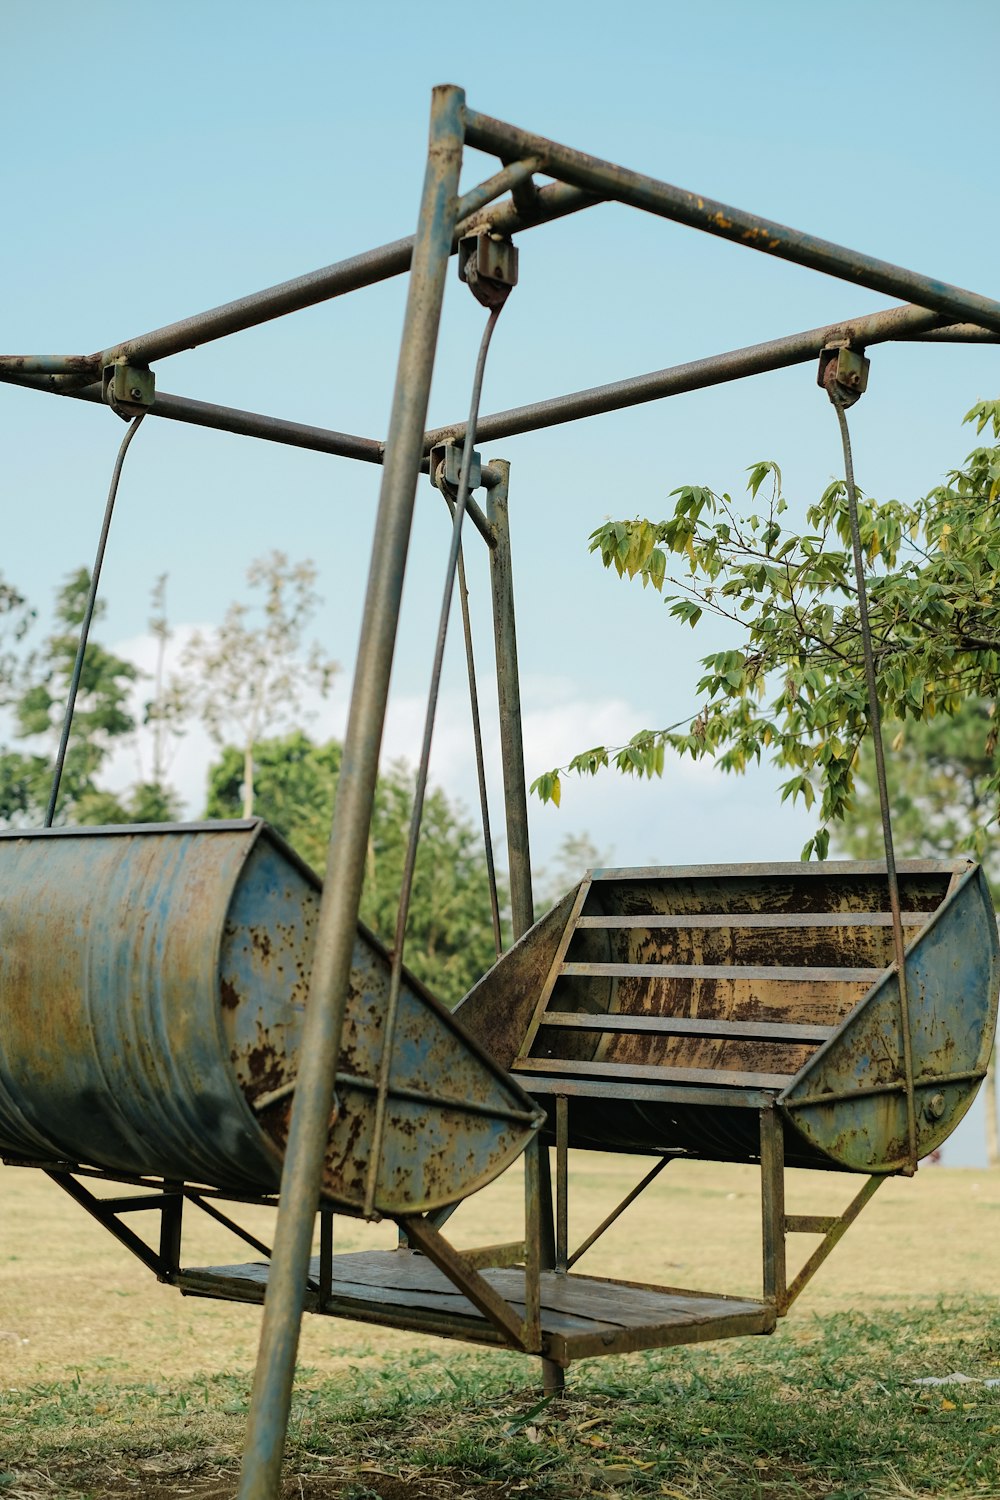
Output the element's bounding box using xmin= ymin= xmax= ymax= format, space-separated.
xmin=1 ymin=1156 xmax=998 ymax=1498
xmin=2 ymin=1155 xmax=997 ymax=1384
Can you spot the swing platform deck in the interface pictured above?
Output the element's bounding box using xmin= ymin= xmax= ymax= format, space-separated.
xmin=174 ymin=1248 xmax=774 ymax=1364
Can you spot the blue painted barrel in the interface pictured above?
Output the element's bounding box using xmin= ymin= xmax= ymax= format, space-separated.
xmin=0 ymin=821 xmax=541 ymax=1212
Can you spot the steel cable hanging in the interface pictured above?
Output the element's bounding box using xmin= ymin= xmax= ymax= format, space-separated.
xmin=44 ymin=413 xmax=146 ymax=828
xmin=825 ymin=369 xmax=919 ymax=1173
xmin=438 ymin=483 xmax=504 ymax=958
xmin=363 ymin=299 xmax=506 ymax=1218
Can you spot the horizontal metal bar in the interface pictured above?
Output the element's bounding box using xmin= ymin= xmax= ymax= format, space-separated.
xmin=0 ymin=182 xmax=594 ymax=381
xmin=99 ymin=1193 xmax=172 ymax=1213
xmin=559 ymin=961 xmax=881 ymax=983
xmin=464 ymin=105 xmax=1000 ymax=333
xmin=458 ymin=1240 xmax=527 ymax=1270
xmin=784 ymin=1067 xmax=987 ymax=1110
xmin=256 ymin=1069 xmax=542 ymax=1127
xmin=425 ymin=302 xmax=972 ymax=448
xmin=548 ymin=1304 xmax=774 ymax=1365
xmin=0 ymin=354 xmax=99 ymax=377
xmin=515 ymin=1057 xmax=791 ymax=1090
xmin=905 ymin=324 xmax=1000 ymax=343
xmin=785 ymin=1214 xmax=838 ymax=1235
xmin=784 ymin=1079 xmax=905 ymax=1108
xmin=102 ymin=182 xmax=592 ymax=370
xmin=0 ymin=374 xmax=500 ymax=546
xmin=781 ymin=1177 xmax=883 ymax=1312
xmin=521 ymin=1074 xmax=775 ymax=1109
xmin=2 ymin=1154 xmax=281 ymax=1206
xmin=538 ymin=1012 xmax=834 ymax=1043
xmin=587 ymin=859 xmax=964 ymax=880
xmin=575 ymin=912 xmax=926 ymax=930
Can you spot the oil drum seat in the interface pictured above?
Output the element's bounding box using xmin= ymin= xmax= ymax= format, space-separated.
xmin=455 ymin=859 xmax=1000 ymax=1173
xmin=0 ymin=820 xmax=541 ymax=1214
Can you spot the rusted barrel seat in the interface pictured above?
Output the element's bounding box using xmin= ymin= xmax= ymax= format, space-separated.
xmin=0 ymin=821 xmax=541 ymax=1212
xmin=455 ymin=861 xmax=1000 ymax=1173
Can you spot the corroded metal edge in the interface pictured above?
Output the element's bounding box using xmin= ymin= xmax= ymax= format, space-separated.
xmin=779 ymin=864 xmax=1000 ymax=1171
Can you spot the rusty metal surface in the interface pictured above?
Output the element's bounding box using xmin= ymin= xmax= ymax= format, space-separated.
xmin=454 ymin=889 xmax=583 ymax=1068
xmin=0 ymin=821 xmax=540 ymax=1211
xmin=0 ymin=823 xmax=278 ymax=1192
xmin=469 ymin=860 xmax=997 ymax=1172
xmin=462 ymin=106 xmax=1000 ymax=336
xmin=781 ymin=864 xmax=1000 ymax=1171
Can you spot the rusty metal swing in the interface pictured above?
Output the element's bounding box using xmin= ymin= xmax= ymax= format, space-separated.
xmin=2 ymin=84 xmax=1000 ymax=1500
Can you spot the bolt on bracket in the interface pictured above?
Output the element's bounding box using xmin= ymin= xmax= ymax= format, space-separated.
xmin=102 ymin=361 xmax=155 ymax=419
xmin=817 ymin=344 xmax=869 ymax=407
xmin=429 ymin=440 xmax=482 ymax=493
xmin=459 ymin=231 xmax=518 ymax=309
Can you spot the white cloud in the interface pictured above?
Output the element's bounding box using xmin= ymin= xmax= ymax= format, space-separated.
xmin=100 ymin=630 xmax=814 ymax=872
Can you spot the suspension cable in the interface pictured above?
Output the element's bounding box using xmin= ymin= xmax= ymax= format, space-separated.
xmin=44 ymin=413 xmax=146 ymax=827
xmin=439 ymin=485 xmax=503 ymax=958
xmin=823 ymin=357 xmax=918 ymax=1173
xmin=363 ymin=299 xmax=506 ymax=1218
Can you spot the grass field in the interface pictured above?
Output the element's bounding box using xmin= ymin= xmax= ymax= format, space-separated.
xmin=1 ymin=1156 xmax=998 ymax=1498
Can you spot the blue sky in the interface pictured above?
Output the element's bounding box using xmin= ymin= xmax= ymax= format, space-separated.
xmin=3 ymin=3 xmax=998 ymax=1154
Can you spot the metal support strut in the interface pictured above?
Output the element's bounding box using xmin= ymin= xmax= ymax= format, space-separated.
xmin=237 ymin=84 xmax=467 ymax=1500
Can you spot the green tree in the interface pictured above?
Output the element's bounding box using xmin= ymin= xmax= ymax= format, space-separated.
xmin=531 ymin=401 xmax=1000 ymax=1169
xmin=534 ymin=830 xmax=609 ymax=914
xmin=533 ymin=400 xmax=1000 ymax=866
xmin=0 ymin=568 xmax=180 ymax=827
xmin=836 ymin=701 xmax=999 ymax=873
xmin=0 ymin=574 xmax=34 ymax=699
xmin=176 ymin=552 xmax=337 ymax=817
xmin=205 ymin=731 xmax=503 ymax=1004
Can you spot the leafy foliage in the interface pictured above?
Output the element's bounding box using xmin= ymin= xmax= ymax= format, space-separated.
xmin=206 ymin=732 xmax=504 ymax=1003
xmin=533 ymin=830 xmax=610 ymax=912
xmin=836 ymin=699 xmax=1000 ymax=874
xmin=533 ymin=402 xmax=1000 ymax=860
xmin=0 ymin=568 xmax=179 ymax=826
xmin=0 ymin=572 xmax=34 ymax=697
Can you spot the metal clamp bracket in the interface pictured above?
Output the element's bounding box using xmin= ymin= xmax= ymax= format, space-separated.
xmin=459 ymin=231 xmax=518 ymax=309
xmin=817 ymin=343 xmax=869 ymax=407
xmin=102 ymin=360 xmax=155 ymax=419
xmin=429 ymin=440 xmax=482 ymax=493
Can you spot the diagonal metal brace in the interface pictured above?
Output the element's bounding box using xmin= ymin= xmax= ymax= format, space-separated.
xmin=398 ymin=1214 xmax=529 ymax=1350
xmin=780 ymin=1175 xmax=884 ymax=1314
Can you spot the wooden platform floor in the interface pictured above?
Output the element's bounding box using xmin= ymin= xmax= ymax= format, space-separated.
xmin=175 ymin=1249 xmax=775 ymax=1364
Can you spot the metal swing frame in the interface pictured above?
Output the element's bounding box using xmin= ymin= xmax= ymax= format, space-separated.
xmin=4 ymin=83 xmax=1000 ymax=1498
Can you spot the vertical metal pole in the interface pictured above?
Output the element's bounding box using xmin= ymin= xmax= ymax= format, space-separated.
xmin=555 ymin=1095 xmax=569 ymax=1273
xmin=760 ymin=1108 xmax=787 ymax=1311
xmin=522 ymin=1135 xmax=543 ymax=1354
xmin=319 ymin=1210 xmax=333 ymax=1307
xmin=487 ymin=461 xmax=534 ymax=938
xmin=237 ymin=83 xmax=466 ymax=1500
xmin=487 ymin=463 xmax=563 ymax=1390
xmin=159 ymin=1181 xmax=183 ymax=1274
